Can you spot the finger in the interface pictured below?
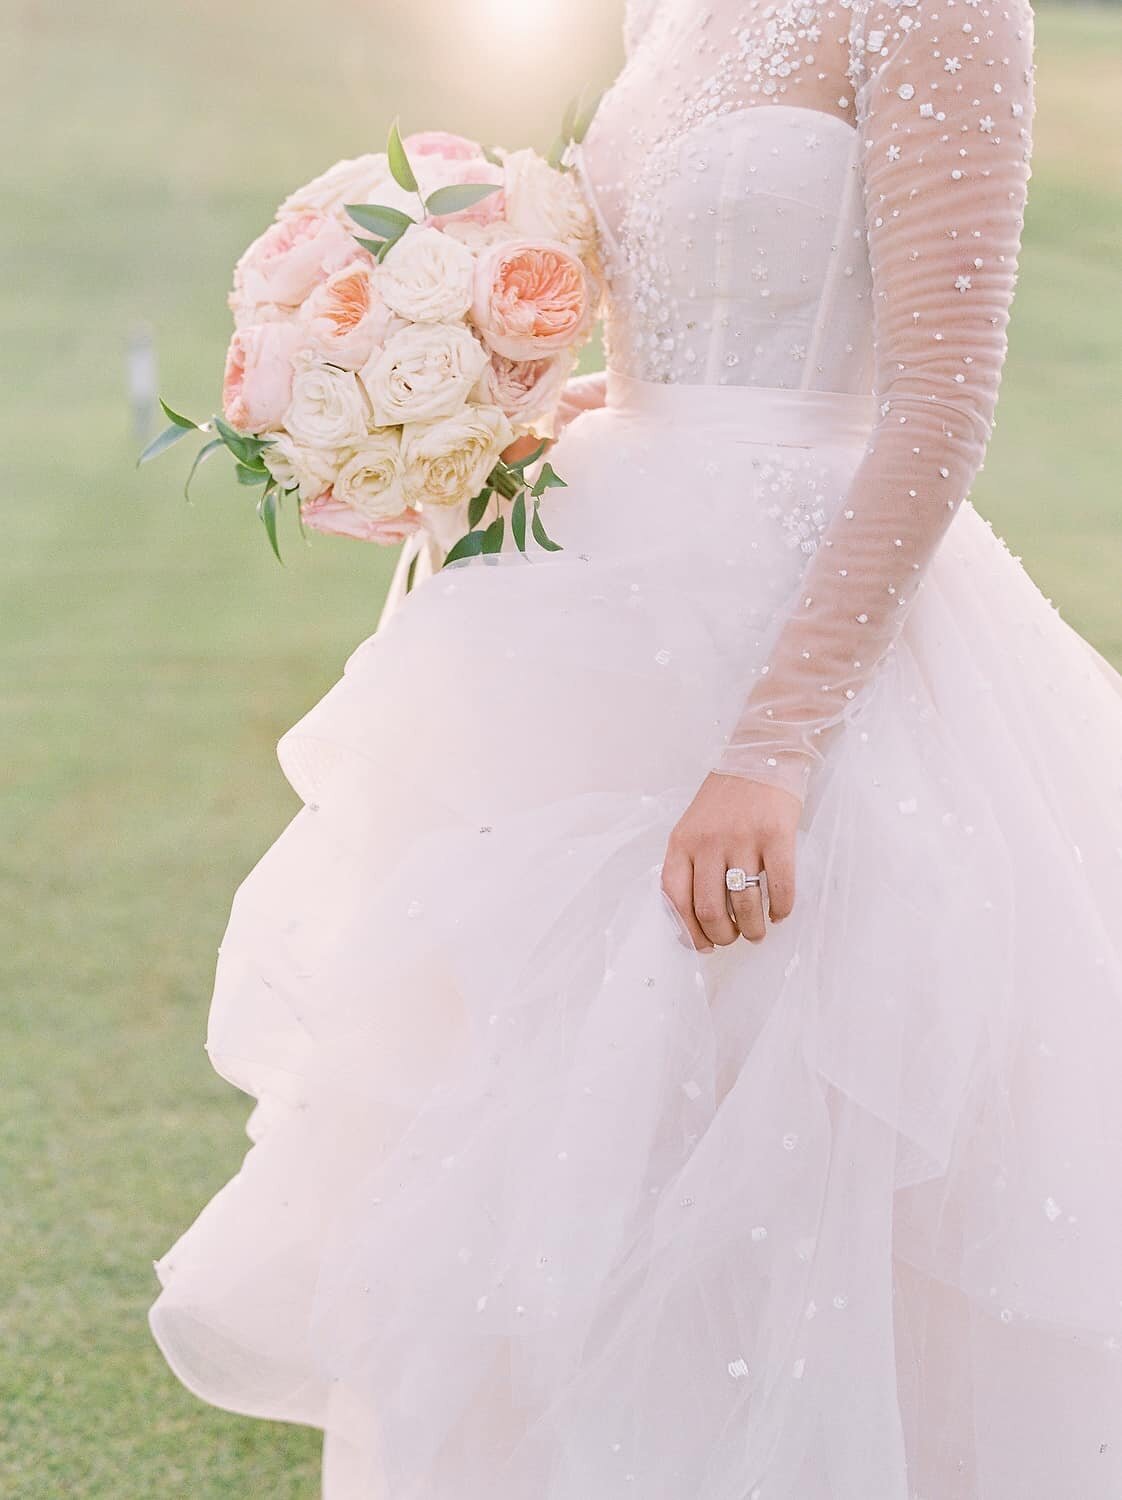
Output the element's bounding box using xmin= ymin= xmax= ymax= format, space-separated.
xmin=761 ymin=836 xmax=796 ymax=922
xmin=728 ymin=867 xmax=767 ymax=943
xmin=661 ymin=850 xmax=711 ymax=951
xmin=693 ymin=854 xmax=740 ymax=948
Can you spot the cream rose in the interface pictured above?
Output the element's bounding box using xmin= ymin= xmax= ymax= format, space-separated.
xmin=360 ymin=322 xmax=488 ymax=427
xmin=501 ymin=148 xmax=597 ymax=258
xmin=473 ymin=348 xmax=577 ymax=434
xmin=300 ymin=261 xmax=400 ymax=371
xmin=441 ymin=219 xmax=521 ymax=255
xmin=262 ymin=433 xmax=341 ymax=502
xmin=471 ymin=239 xmax=592 ymax=360
xmin=401 ymin=404 xmax=513 ymax=508
xmin=376 ymin=225 xmax=475 ymax=323
xmin=332 ymin=431 xmax=407 ymax=520
xmin=284 ymin=360 xmax=369 ymax=449
xmin=278 ymin=153 xmax=416 ymax=228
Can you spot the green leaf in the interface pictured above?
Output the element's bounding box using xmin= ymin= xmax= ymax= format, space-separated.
xmin=504 ymin=439 xmax=548 ymax=475
xmin=159 ymin=398 xmax=199 ymax=430
xmin=482 ymin=516 xmax=505 ymax=554
xmin=345 ymin=203 xmax=415 ymax=240
xmin=353 ymin=235 xmax=387 ymax=256
xmin=405 ymin=550 xmax=420 ymax=594
xmin=183 ymin=436 xmax=225 ymax=501
xmin=213 ymin=414 xmax=273 ymax=466
xmin=531 ymin=501 xmax=563 ymax=552
xmin=575 ymin=90 xmax=603 ymax=144
xmin=531 ymin=460 xmax=568 ymax=498
xmin=481 ymin=144 xmax=503 ymax=167
xmin=424 ymin=182 xmax=502 ymax=217
xmin=387 ymin=119 xmax=418 ymax=193
xmin=511 ymin=492 xmax=527 ymax=552
xmin=137 ymin=422 xmax=193 ymax=467
xmin=467 ymin=488 xmax=492 ymax=529
xmin=258 ymin=487 xmax=283 ymax=564
xmin=442 ymin=529 xmax=488 ymax=567
xmin=568 ymin=87 xmax=603 ymax=145
xmin=236 ymin=462 xmax=269 ymax=486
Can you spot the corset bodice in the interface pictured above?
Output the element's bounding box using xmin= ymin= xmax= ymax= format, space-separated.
xmin=575 ymin=106 xmax=874 ymax=394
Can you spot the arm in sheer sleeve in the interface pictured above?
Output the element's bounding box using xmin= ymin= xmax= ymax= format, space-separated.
xmin=715 ymin=0 xmax=1035 ymax=802
xmin=556 ymin=370 xmax=608 ymax=432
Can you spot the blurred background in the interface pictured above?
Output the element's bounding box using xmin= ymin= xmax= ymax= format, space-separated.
xmin=1 ymin=0 xmax=1119 ymax=1493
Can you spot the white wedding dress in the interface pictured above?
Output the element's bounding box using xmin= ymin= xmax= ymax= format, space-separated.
xmin=150 ymin=1 xmax=1122 ymax=1495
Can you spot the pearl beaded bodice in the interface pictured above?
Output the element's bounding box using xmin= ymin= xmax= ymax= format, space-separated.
xmin=573 ymin=0 xmax=1035 ymax=797
xmin=579 ymin=107 xmax=873 ymax=391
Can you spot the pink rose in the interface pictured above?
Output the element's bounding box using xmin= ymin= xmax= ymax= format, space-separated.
xmin=424 ymin=158 xmax=506 ymax=231
xmin=403 ymin=131 xmax=484 ymax=162
xmin=300 ymin=260 xmax=399 ymax=370
xmin=222 ymin=322 xmax=303 ymax=434
xmin=300 ymin=492 xmax=422 ymax=545
xmin=474 ymin=348 xmax=576 ymax=432
xmin=230 ymin=211 xmax=360 ymax=323
xmin=471 ymin=239 xmax=592 ymax=360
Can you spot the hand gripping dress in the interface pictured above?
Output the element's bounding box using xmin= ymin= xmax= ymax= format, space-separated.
xmin=150 ymin=1 xmax=1122 ymax=1495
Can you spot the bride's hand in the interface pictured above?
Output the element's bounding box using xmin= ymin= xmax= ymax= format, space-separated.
xmin=661 ymin=773 xmax=800 ymax=950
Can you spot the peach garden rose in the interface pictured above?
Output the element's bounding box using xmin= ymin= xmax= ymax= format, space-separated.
xmin=300 ymin=261 xmax=400 ymax=371
xmin=471 ymin=239 xmax=592 ymax=360
xmin=229 ymin=212 xmax=358 ymax=323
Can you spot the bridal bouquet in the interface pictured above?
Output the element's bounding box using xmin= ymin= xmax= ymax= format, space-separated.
xmin=141 ymin=122 xmax=603 ymax=570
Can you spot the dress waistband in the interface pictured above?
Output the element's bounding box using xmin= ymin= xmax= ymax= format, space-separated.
xmin=605 ymin=370 xmax=877 ymax=448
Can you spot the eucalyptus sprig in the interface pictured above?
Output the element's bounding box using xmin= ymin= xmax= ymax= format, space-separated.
xmin=138 ymin=399 xmax=294 ymax=562
xmin=440 ymin=444 xmax=566 ymax=570
xmin=548 ymin=86 xmax=603 ymax=170
xmin=345 ymin=119 xmax=502 ymax=263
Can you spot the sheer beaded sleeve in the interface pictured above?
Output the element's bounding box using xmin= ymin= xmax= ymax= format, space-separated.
xmin=715 ymin=0 xmax=1035 ymax=802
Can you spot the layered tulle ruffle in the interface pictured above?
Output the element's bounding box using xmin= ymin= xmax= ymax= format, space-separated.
xmin=151 ymin=389 xmax=1122 ymax=1499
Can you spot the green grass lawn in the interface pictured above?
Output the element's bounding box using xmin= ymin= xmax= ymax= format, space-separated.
xmin=1 ymin=2 xmax=1119 ymax=1494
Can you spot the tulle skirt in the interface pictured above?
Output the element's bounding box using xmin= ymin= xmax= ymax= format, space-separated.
xmin=150 ymin=374 xmax=1122 ymax=1500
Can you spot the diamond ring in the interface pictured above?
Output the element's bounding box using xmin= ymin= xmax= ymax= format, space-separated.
xmin=725 ymin=867 xmax=763 ymax=893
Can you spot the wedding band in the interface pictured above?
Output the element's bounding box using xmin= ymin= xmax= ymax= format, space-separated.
xmin=725 ymin=868 xmax=762 ymax=892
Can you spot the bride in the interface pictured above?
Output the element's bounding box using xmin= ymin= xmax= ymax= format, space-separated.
xmin=150 ymin=0 xmax=1122 ymax=1495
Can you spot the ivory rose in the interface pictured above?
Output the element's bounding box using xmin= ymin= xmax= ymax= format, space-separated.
xmin=261 ymin=433 xmax=340 ymax=502
xmin=332 ymin=432 xmax=407 ymax=520
xmin=401 ymin=404 xmax=513 ymax=508
xmin=502 ymin=148 xmax=597 ymax=258
xmin=222 ymin=322 xmax=304 ymax=434
xmin=230 ymin=212 xmax=358 ymax=323
xmin=284 ymin=360 xmax=369 ymax=449
xmin=277 ymin=153 xmax=411 ymax=225
xmin=441 ymin=219 xmax=521 ymax=254
xmin=301 ymin=493 xmax=422 ymax=544
xmin=376 ymin=226 xmax=475 ymax=324
xmin=471 ymin=239 xmax=592 ymax=360
xmin=361 ymin=322 xmax=489 ymax=427
xmin=300 ymin=261 xmax=399 ymax=370
xmin=473 ymin=348 xmax=576 ymax=433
